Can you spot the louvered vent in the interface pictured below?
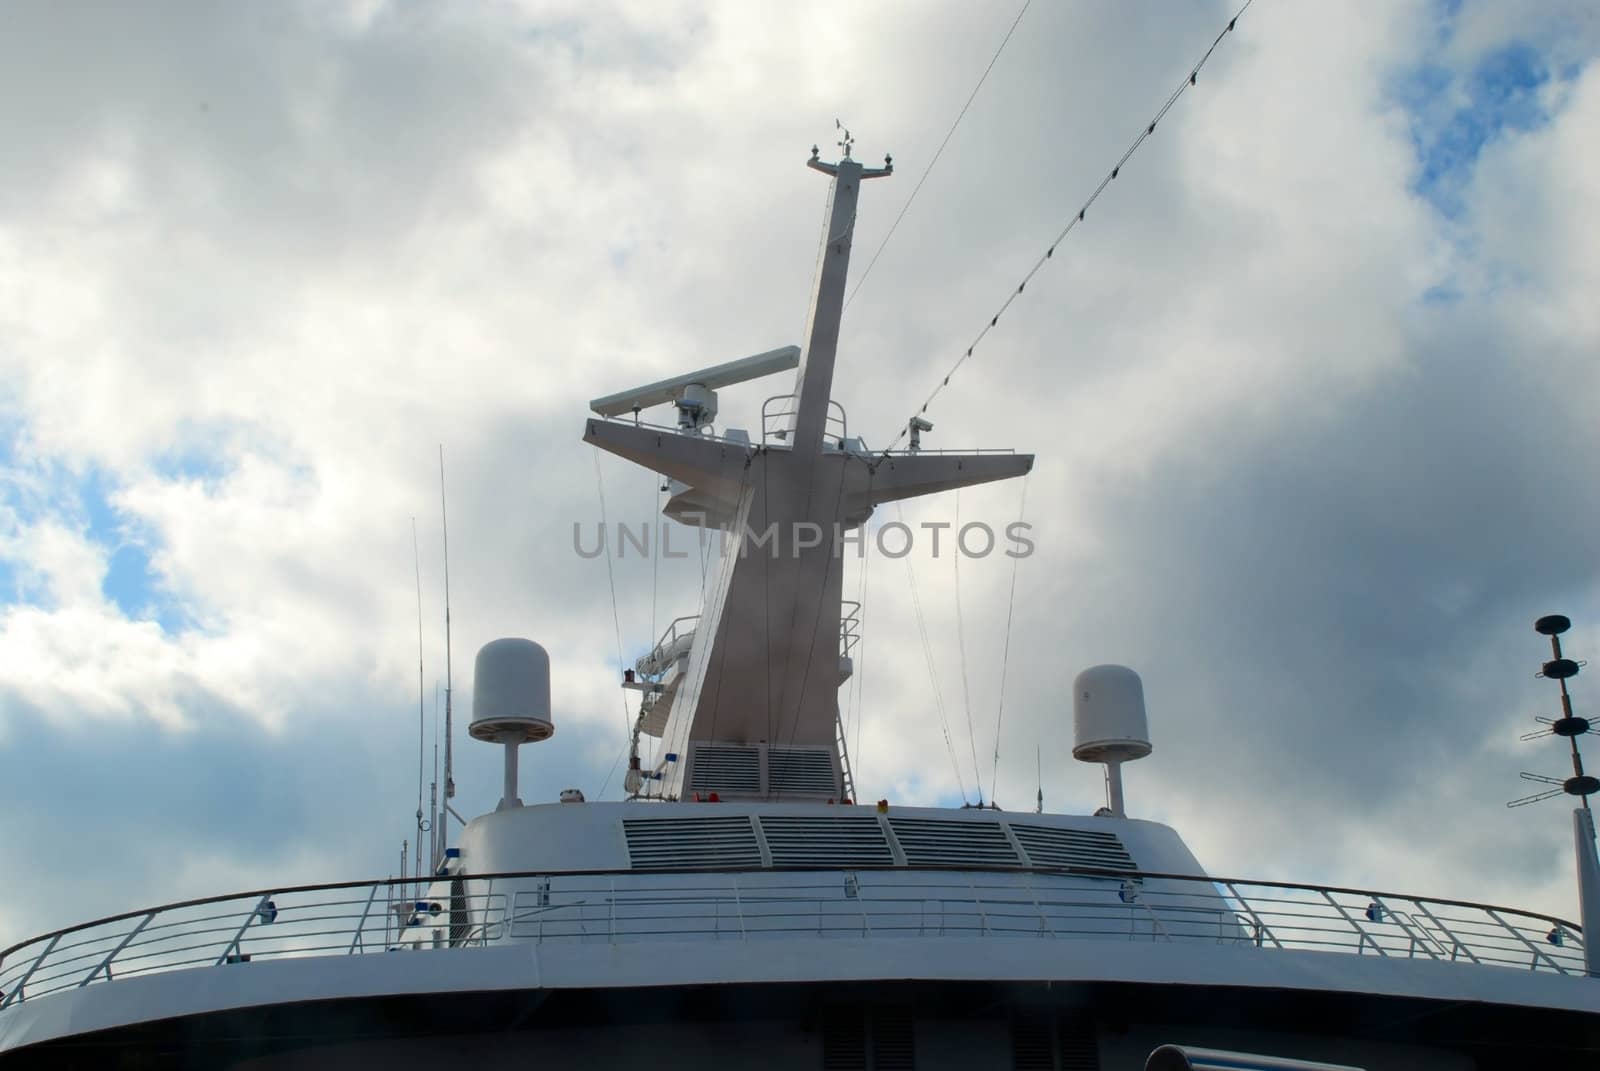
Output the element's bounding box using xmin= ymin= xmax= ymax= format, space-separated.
xmin=767 ymin=747 xmax=838 ymax=796
xmin=822 ymin=1008 xmax=915 ymax=1071
xmin=1008 ymin=824 xmax=1136 ymax=872
xmin=758 ymin=815 xmax=894 ymax=867
xmin=870 ymin=1008 xmax=916 ymax=1071
xmin=1057 ymin=1015 xmax=1099 ymax=1071
xmin=822 ymin=1008 xmax=868 ymax=1071
xmin=622 ymin=816 xmax=761 ymax=870
xmin=1010 ymin=1011 xmax=1053 ymax=1071
xmin=687 ymin=744 xmax=761 ymax=795
xmin=888 ymin=817 xmax=1020 ymax=867
xmin=1011 ymin=1011 xmax=1098 ymax=1071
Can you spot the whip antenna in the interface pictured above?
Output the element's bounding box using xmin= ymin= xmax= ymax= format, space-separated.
xmin=411 ymin=520 xmax=430 ymax=880
xmin=440 ymin=446 xmax=457 ymax=841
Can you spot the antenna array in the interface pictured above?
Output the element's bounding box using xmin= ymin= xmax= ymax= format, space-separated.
xmin=1508 ymin=614 xmax=1597 ymax=808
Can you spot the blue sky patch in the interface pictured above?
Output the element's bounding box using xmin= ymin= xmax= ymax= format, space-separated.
xmin=1398 ymin=38 xmax=1554 ymax=218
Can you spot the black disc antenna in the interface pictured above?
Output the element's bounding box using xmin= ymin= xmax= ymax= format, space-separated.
xmin=1509 ymin=615 xmax=1598 ymax=808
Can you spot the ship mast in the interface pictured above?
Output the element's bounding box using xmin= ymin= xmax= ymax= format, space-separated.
xmin=584 ymin=136 xmax=1032 ymax=803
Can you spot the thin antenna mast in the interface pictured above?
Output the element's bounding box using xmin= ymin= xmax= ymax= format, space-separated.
xmin=439 ymin=446 xmax=456 ymax=849
xmin=1036 ymin=745 xmax=1043 ymax=814
xmin=429 ymin=684 xmax=439 ymax=868
xmin=1507 ymin=614 xmax=1600 ymax=975
xmin=411 ymin=519 xmax=429 ymax=884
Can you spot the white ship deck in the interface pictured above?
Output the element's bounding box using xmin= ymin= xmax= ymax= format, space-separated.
xmin=2 ymin=803 xmax=1590 ymax=1060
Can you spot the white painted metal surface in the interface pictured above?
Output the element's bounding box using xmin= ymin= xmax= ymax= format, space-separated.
xmin=468 ymin=638 xmax=553 ymax=810
xmin=6 ymin=147 xmax=1597 ymax=1067
xmin=589 ymin=346 xmax=801 ymax=419
xmin=584 ymin=153 xmax=1032 ymax=802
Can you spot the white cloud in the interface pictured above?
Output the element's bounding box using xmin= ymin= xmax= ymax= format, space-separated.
xmin=1 ymin=0 xmax=1598 ymax=948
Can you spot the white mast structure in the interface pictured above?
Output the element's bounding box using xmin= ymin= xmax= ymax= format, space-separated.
xmin=584 ymin=137 xmax=1033 ymax=802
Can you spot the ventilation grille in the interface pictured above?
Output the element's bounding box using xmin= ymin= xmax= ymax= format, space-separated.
xmin=871 ymin=1008 xmax=916 ymax=1071
xmin=766 ymin=747 xmax=837 ymax=796
xmin=1008 ymin=824 xmax=1136 ymax=872
xmin=888 ymin=818 xmax=1020 ymax=867
xmin=823 ymin=1008 xmax=915 ymax=1071
xmin=623 ymin=816 xmax=761 ymax=870
xmin=687 ymin=744 xmax=761 ymax=795
xmin=1057 ymin=1015 xmax=1099 ymax=1071
xmin=1011 ymin=1011 xmax=1098 ymax=1071
xmin=1011 ymin=1011 xmax=1054 ymax=1071
xmin=759 ymin=815 xmax=894 ymax=867
xmin=822 ymin=1009 xmax=868 ymax=1071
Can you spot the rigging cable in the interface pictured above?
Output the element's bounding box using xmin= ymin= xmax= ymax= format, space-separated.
xmin=898 ymin=501 xmax=970 ymax=805
xmin=591 ymin=448 xmax=636 ymax=747
xmin=875 ymin=0 xmax=1256 ymax=459
xmin=846 ymin=512 xmax=874 ymax=795
xmin=844 ymin=0 xmax=1033 ymax=312
xmin=649 ymin=472 xmax=662 ymax=652
xmin=953 ymin=489 xmax=983 ymax=803
xmin=669 ymin=452 xmax=757 ymax=787
xmin=771 ymin=455 xmax=856 ymax=800
xmin=988 ymin=471 xmax=1030 ymax=800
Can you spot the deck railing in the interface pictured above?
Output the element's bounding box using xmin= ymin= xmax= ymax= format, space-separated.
xmin=0 ymin=866 xmax=1585 ymax=1010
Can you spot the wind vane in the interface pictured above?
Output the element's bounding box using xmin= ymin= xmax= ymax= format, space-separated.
xmin=1509 ymin=614 xmax=1598 ymax=808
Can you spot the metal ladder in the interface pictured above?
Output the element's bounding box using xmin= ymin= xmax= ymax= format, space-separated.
xmin=836 ymin=706 xmax=856 ymax=802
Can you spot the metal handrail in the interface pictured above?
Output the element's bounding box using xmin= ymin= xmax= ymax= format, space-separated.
xmin=636 ymin=615 xmax=700 ymax=678
xmin=1 ymin=864 xmax=1585 ymax=1009
xmin=761 ymin=394 xmax=849 ymax=446
xmin=840 ymin=600 xmax=862 ymax=659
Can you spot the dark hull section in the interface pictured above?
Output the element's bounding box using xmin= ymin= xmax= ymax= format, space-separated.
xmin=3 ymin=979 xmax=1595 ymax=1070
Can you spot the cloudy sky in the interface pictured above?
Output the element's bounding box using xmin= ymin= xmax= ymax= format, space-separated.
xmin=2 ymin=0 xmax=1598 ymax=949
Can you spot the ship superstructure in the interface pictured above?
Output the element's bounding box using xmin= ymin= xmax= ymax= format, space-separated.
xmin=585 ymin=145 xmax=1030 ymax=807
xmin=4 ymin=147 xmax=1600 ymax=1071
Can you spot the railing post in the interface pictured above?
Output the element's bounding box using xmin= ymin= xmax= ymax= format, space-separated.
xmin=967 ymin=875 xmax=990 ymax=936
xmin=348 ymin=883 xmax=381 ymax=955
xmin=1022 ymin=871 xmax=1056 ymax=939
xmin=1411 ymin=899 xmax=1478 ymax=964
xmin=83 ymin=912 xmax=154 ymax=986
xmin=217 ymin=895 xmax=274 ymax=966
xmin=1223 ymin=883 xmax=1283 ymax=949
xmin=1 ymin=932 xmax=62 ymax=1008
xmin=1320 ymin=890 xmax=1386 ymax=957
xmin=730 ymin=874 xmax=748 ymax=940
xmin=1486 ymin=907 xmax=1567 ymax=974
xmin=1375 ymin=899 xmax=1438 ymax=961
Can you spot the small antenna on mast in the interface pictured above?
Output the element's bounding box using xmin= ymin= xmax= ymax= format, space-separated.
xmin=1036 ymin=745 xmax=1043 ymax=814
xmin=1508 ymin=615 xmax=1597 ymax=808
xmin=1508 ymin=614 xmax=1600 ymax=976
xmin=429 ymin=684 xmax=439 ymax=868
xmin=411 ymin=519 xmax=430 ymax=881
xmin=439 ymin=446 xmax=456 ymax=851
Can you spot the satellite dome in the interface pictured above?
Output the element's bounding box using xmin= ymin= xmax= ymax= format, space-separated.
xmin=469 ymin=638 xmax=554 ymax=744
xmin=1072 ymin=664 xmax=1152 ymax=765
